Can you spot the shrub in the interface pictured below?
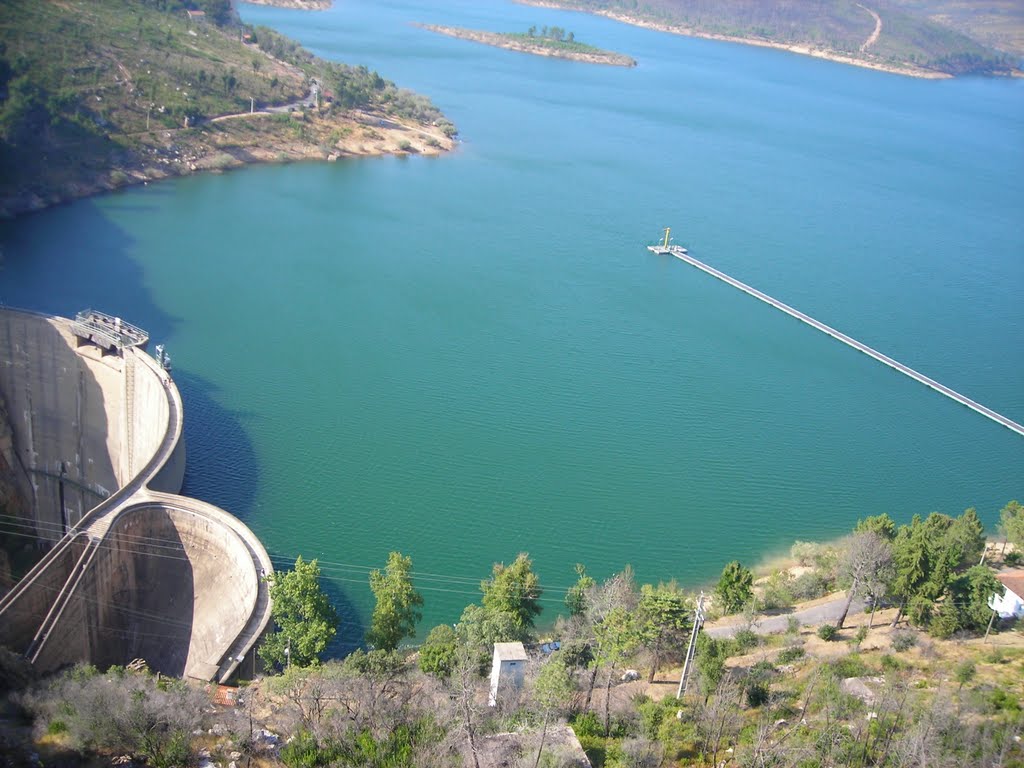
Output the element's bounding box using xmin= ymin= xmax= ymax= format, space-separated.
xmin=829 ymin=653 xmax=870 ymax=679
xmin=890 ymin=629 xmax=917 ymax=652
xmin=817 ymin=624 xmax=839 ymax=641
xmin=777 ymin=646 xmax=805 ymax=664
xmin=791 ymin=571 xmax=830 ymax=601
xmin=571 ymin=711 xmax=603 ymax=740
xmin=1005 ymin=550 xmax=1022 ymax=566
xmin=879 ymin=654 xmax=905 ymax=673
xmin=786 ymin=616 xmax=801 ymax=635
xmin=790 ymin=541 xmax=819 ymax=566
xmin=851 ymin=625 xmax=869 ymax=648
xmin=760 ymin=571 xmax=793 ymax=609
xmin=734 ymin=628 xmax=759 ymax=651
xmin=746 ymin=681 xmax=770 ymax=708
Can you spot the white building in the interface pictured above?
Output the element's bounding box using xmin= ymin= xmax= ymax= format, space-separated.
xmin=489 ymin=642 xmax=528 ymax=706
xmin=989 ymin=569 xmax=1024 ymax=619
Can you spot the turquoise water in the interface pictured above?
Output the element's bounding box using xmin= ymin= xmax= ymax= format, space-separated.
xmin=2 ymin=0 xmax=1022 ymax=649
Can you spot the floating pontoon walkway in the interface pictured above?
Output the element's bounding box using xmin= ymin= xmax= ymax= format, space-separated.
xmin=648 ymin=244 xmax=1024 ymax=438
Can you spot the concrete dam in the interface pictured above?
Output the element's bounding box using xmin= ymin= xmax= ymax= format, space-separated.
xmin=0 ymin=308 xmax=273 ymax=682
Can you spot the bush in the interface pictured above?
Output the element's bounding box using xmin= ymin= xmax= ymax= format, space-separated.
xmin=817 ymin=624 xmax=839 ymax=641
xmin=890 ymin=628 xmax=917 ymax=652
xmin=21 ymin=665 xmax=204 ymax=765
xmin=759 ymin=571 xmax=793 ymax=609
xmin=1005 ymin=550 xmax=1022 ymax=566
xmin=791 ymin=571 xmax=830 ymax=601
xmin=734 ymin=628 xmax=759 ymax=651
xmin=777 ymin=646 xmax=805 ymax=664
xmin=879 ymin=654 xmax=906 ymax=672
xmin=829 ymin=653 xmax=870 ymax=679
xmin=746 ymin=681 xmax=770 ymax=708
xmin=571 ymin=711 xmax=603 ymax=740
xmin=790 ymin=541 xmax=820 ymax=566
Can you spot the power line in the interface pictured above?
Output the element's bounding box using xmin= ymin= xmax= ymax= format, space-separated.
xmin=0 ymin=516 xmax=572 ymax=604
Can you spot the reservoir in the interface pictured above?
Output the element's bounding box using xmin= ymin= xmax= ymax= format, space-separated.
xmin=2 ymin=0 xmax=1022 ymax=649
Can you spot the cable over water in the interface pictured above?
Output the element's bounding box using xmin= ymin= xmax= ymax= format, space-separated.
xmin=649 ymin=245 xmax=1024 ymax=438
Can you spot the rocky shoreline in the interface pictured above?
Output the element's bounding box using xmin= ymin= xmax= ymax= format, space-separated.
xmin=0 ymin=109 xmax=454 ymax=219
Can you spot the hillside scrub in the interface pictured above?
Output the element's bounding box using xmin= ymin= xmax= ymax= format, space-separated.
xmin=526 ymin=0 xmax=1017 ymax=75
xmin=0 ymin=0 xmax=454 ymax=217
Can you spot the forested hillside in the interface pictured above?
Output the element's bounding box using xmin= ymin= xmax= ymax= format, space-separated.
xmin=531 ymin=0 xmax=1017 ymax=75
xmin=0 ymin=0 xmax=454 ymax=217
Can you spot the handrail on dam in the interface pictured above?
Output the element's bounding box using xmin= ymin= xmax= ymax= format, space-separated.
xmin=648 ymin=245 xmax=1024 ymax=438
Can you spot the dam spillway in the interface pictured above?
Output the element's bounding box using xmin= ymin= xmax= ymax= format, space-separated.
xmin=649 ymin=245 xmax=1024 ymax=438
xmin=0 ymin=308 xmax=273 ymax=681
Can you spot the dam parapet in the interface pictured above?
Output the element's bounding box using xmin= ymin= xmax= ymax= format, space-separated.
xmin=0 ymin=308 xmax=272 ymax=682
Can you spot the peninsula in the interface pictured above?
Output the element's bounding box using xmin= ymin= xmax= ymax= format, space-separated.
xmin=0 ymin=0 xmax=456 ymax=218
xmin=518 ymin=0 xmax=1019 ymax=78
xmin=421 ymin=24 xmax=637 ymax=67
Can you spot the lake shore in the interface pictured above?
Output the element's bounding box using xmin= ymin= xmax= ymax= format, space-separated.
xmin=0 ymin=108 xmax=453 ymax=219
xmin=420 ymin=24 xmax=637 ymax=67
xmin=518 ymin=1 xmax=951 ymax=79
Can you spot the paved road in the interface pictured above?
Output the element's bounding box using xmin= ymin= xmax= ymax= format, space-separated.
xmin=706 ymin=595 xmax=866 ymax=638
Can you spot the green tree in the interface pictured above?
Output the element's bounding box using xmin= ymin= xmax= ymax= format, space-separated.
xmin=480 ymin=552 xmax=543 ymax=635
xmin=592 ymin=605 xmax=639 ymax=734
xmin=637 ymin=582 xmax=691 ymax=683
xmin=457 ymin=602 xmax=522 ymax=647
xmin=419 ymin=624 xmax=458 ymax=678
xmin=565 ymin=562 xmax=596 ymax=617
xmin=999 ymin=500 xmax=1024 ymax=551
xmin=945 ymin=507 xmax=986 ymax=570
xmin=950 ymin=564 xmax=1001 ymax=632
xmin=694 ymin=634 xmax=728 ymax=700
xmin=366 ymin=551 xmax=423 ymax=651
xmin=530 ymin=657 xmax=574 ymax=768
xmin=855 ymin=512 xmax=897 ymax=540
xmin=715 ymin=561 xmax=753 ymax=614
xmin=260 ymin=556 xmax=339 ymax=669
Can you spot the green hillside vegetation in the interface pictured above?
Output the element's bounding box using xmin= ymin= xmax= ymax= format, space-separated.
xmin=889 ymin=0 xmax=1024 ymax=58
xmin=510 ymin=25 xmax=609 ymax=55
xmin=530 ymin=0 xmax=1016 ymax=75
xmin=3 ymin=502 xmax=1022 ymax=766
xmin=0 ymin=0 xmax=455 ymax=216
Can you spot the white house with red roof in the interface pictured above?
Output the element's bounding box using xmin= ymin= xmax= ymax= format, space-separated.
xmin=989 ymin=569 xmax=1024 ymax=619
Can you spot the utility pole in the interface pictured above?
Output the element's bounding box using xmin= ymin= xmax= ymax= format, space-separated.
xmin=677 ymin=591 xmax=706 ymax=698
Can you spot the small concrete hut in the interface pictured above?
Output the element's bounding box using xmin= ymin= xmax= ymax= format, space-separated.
xmin=489 ymin=642 xmax=528 ymax=706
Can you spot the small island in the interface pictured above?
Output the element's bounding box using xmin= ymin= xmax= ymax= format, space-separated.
xmin=422 ymin=24 xmax=637 ymax=67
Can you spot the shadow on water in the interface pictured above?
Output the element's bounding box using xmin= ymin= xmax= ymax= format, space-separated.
xmin=175 ymin=370 xmax=260 ymax=521
xmin=0 ymin=198 xmax=382 ymax=655
xmin=322 ymin=574 xmax=367 ymax=658
xmin=0 ymin=199 xmax=178 ymax=343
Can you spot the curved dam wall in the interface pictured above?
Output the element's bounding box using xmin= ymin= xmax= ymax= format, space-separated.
xmin=0 ymin=312 xmax=123 ymax=539
xmin=32 ymin=504 xmax=258 ymax=679
xmin=0 ymin=309 xmax=271 ymax=682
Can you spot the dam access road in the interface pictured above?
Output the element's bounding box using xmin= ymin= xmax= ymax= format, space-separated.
xmin=0 ymin=309 xmax=273 ymax=682
xmin=648 ymin=244 xmax=1024 ymax=438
